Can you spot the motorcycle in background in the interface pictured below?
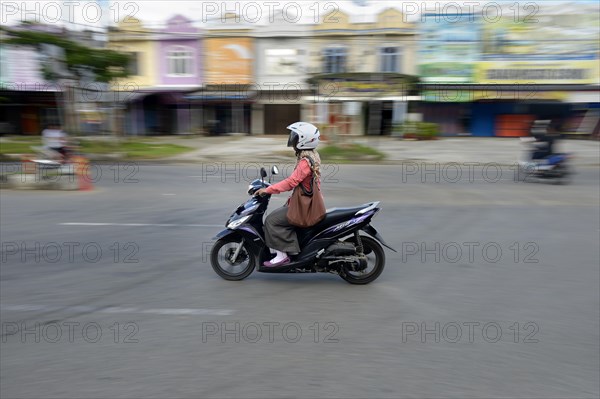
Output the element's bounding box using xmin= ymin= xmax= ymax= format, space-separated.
xmin=517 ymin=120 xmax=573 ymax=184
xmin=30 ymin=139 xmax=82 ymax=175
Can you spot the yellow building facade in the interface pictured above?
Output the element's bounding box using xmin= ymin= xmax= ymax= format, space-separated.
xmin=309 ymin=8 xmax=416 ymax=76
xmin=307 ymin=8 xmax=418 ymax=136
xmin=107 ymin=18 xmax=158 ymax=90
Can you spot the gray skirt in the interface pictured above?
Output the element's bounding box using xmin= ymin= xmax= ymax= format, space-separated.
xmin=264 ymin=206 xmax=300 ymax=254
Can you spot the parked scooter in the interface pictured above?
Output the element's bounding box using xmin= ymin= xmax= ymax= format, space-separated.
xmin=210 ymin=167 xmax=396 ymax=284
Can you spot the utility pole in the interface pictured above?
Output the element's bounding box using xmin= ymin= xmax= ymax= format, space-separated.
xmin=60 ymin=4 xmax=77 ymax=135
xmin=41 ymin=42 xmax=77 ymax=134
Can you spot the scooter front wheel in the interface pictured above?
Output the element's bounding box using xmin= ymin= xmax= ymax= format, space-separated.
xmin=210 ymin=236 xmax=255 ymax=281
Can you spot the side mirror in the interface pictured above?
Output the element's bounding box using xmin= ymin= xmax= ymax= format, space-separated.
xmin=260 ymin=167 xmax=267 ymax=178
xmin=271 ymin=166 xmax=279 ymax=175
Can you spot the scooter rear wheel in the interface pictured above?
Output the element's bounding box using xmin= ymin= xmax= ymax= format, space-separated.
xmin=210 ymin=236 xmax=255 ymax=281
xmin=516 ymin=165 xmax=534 ymax=182
xmin=553 ymin=164 xmax=573 ymax=185
xmin=340 ymin=236 xmax=385 ymax=285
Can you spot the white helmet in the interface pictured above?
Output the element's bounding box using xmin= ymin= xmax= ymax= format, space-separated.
xmin=286 ymin=122 xmax=320 ymax=150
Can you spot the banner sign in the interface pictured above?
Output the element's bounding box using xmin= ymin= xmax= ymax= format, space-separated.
xmin=417 ymin=14 xmax=481 ymax=83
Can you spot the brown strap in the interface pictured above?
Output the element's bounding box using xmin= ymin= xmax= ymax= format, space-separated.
xmin=299 ymin=157 xmax=317 ymax=197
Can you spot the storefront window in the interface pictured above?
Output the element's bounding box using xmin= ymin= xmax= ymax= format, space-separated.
xmin=380 ymin=47 xmax=402 ymax=73
xmin=0 ymin=46 xmax=8 ymax=84
xmin=323 ymin=47 xmax=346 ymax=73
xmin=168 ymin=46 xmax=194 ymax=76
xmin=127 ymin=52 xmax=140 ymax=76
xmin=265 ymin=49 xmax=298 ymax=75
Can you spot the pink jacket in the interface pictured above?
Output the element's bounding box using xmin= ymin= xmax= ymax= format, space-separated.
xmin=265 ymin=159 xmax=318 ymax=200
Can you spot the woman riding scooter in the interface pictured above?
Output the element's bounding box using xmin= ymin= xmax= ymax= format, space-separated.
xmin=254 ymin=122 xmax=323 ymax=267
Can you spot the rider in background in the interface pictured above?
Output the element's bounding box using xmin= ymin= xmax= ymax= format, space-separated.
xmin=42 ymin=124 xmax=69 ymax=159
xmin=530 ymin=119 xmax=560 ymax=160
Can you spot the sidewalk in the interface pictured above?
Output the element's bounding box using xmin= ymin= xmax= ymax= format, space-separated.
xmin=159 ymin=135 xmax=292 ymax=163
xmin=2 ymin=134 xmax=598 ymax=166
xmin=157 ymin=135 xmax=600 ymax=166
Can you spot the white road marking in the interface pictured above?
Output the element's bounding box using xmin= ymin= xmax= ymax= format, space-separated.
xmin=187 ymin=176 xmax=227 ymax=180
xmin=162 ymin=193 xmax=176 ymax=196
xmin=1 ymin=304 xmax=235 ymax=316
xmin=59 ymin=222 xmax=223 ymax=227
xmin=187 ymin=176 xmax=266 ymax=181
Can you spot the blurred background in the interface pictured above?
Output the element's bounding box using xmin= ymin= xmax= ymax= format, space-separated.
xmin=0 ymin=0 xmax=598 ymax=138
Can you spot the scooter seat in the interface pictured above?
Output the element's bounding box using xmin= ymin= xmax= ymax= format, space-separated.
xmin=543 ymin=154 xmax=568 ymax=165
xmin=296 ymin=203 xmax=375 ymax=244
xmin=321 ymin=204 xmax=374 ymax=227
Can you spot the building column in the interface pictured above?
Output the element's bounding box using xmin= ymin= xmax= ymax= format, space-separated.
xmin=137 ymin=101 xmax=144 ymax=136
xmin=177 ymin=106 xmax=191 ymax=134
xmin=300 ymin=102 xmax=311 ymax=122
xmin=251 ymin=103 xmax=264 ymax=134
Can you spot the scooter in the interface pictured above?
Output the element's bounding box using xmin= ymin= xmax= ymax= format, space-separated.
xmin=517 ymin=136 xmax=573 ymax=184
xmin=29 ymin=141 xmax=80 ymax=174
xmin=210 ymin=167 xmax=396 ymax=284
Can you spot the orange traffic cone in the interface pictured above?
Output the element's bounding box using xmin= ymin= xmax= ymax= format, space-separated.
xmin=72 ymin=156 xmax=94 ymax=191
xmin=77 ymin=174 xmax=94 ymax=191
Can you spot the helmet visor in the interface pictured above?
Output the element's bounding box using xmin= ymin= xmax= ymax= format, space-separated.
xmin=287 ymin=132 xmax=298 ymax=148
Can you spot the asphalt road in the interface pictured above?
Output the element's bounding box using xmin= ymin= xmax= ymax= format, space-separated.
xmin=1 ymin=163 xmax=599 ymax=398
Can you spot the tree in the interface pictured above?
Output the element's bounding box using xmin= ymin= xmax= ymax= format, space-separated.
xmin=1 ymin=26 xmax=131 ymax=134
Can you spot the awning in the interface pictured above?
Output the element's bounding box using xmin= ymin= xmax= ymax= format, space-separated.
xmin=301 ymin=96 xmax=422 ymax=102
xmin=83 ymin=90 xmax=198 ymax=104
xmin=567 ymin=91 xmax=600 ymax=103
xmin=307 ymin=72 xmax=419 ymax=86
xmin=185 ymin=91 xmax=257 ymax=101
xmin=83 ymin=91 xmax=148 ymax=103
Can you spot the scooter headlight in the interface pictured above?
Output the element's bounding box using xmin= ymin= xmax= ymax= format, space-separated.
xmin=227 ymin=215 xmax=251 ymax=230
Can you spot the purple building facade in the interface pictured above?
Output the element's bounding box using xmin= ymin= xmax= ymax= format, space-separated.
xmin=129 ymin=15 xmax=203 ymax=135
xmin=158 ymin=15 xmax=202 ymax=87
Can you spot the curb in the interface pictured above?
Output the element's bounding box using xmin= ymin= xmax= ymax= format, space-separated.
xmin=1 ymin=174 xmax=80 ymax=190
xmin=89 ymin=158 xmax=600 ymax=167
xmin=2 ymin=159 xmax=599 ymax=167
